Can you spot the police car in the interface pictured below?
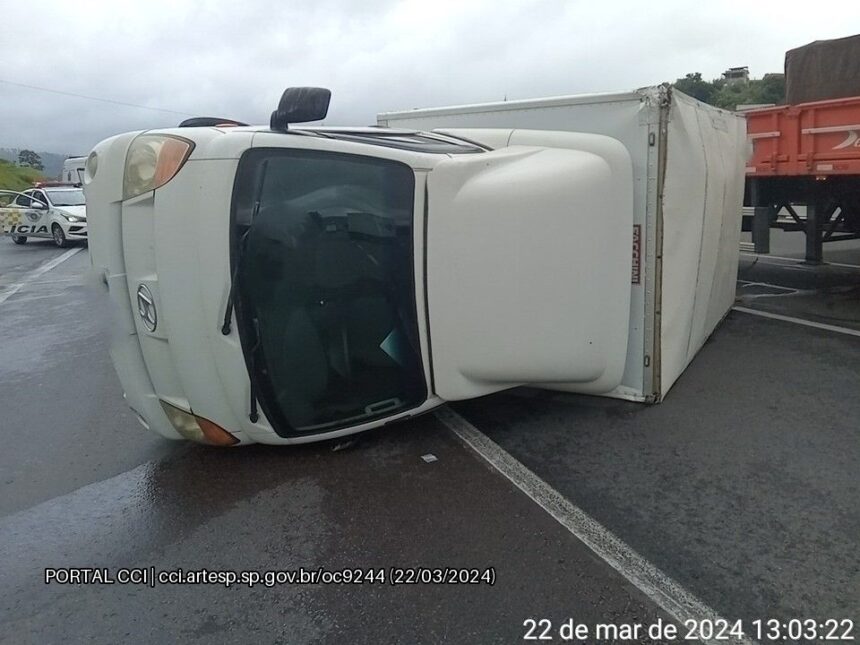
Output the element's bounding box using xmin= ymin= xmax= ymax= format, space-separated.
xmin=85 ymin=87 xmax=633 ymax=446
xmin=1 ymin=183 xmax=87 ymax=247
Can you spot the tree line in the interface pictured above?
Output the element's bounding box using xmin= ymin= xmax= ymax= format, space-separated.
xmin=16 ymin=149 xmax=44 ymax=171
xmin=672 ymin=72 xmax=785 ymax=110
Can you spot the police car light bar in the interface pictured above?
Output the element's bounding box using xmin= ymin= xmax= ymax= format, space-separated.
xmin=33 ymin=181 xmax=79 ymax=188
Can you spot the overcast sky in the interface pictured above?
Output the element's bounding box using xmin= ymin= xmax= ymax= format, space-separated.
xmin=2 ymin=0 xmax=859 ymax=154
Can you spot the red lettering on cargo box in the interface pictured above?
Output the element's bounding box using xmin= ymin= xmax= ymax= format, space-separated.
xmin=632 ymin=224 xmax=642 ymax=284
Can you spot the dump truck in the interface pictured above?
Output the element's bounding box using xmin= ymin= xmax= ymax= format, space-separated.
xmin=84 ymin=85 xmax=745 ymax=446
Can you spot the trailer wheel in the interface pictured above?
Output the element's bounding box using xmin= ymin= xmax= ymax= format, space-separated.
xmin=11 ymin=234 xmax=27 ymax=245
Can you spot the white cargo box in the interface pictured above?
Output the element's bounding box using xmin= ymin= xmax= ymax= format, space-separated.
xmin=378 ymin=86 xmax=747 ymax=402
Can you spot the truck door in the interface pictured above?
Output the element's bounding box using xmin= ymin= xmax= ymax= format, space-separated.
xmin=1 ymin=190 xmax=48 ymax=240
xmin=0 ymin=190 xmax=27 ymax=238
xmin=24 ymin=190 xmax=52 ymax=238
xmin=425 ymin=134 xmax=634 ymax=401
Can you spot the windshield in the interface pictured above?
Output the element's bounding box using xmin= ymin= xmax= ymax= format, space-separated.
xmin=46 ymin=189 xmax=85 ymax=206
xmin=232 ymin=148 xmax=426 ymax=435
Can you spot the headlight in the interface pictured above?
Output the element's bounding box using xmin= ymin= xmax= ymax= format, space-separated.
xmin=123 ymin=134 xmax=194 ymax=200
xmin=66 ymin=216 xmax=79 ymax=222
xmin=159 ymin=400 xmax=239 ymax=446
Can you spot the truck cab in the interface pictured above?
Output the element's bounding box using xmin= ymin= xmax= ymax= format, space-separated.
xmin=62 ymin=156 xmax=87 ymax=185
xmin=84 ymin=87 xmax=633 ymax=445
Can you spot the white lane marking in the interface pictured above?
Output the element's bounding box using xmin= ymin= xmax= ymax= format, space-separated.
xmin=735 ymin=281 xmax=802 ymax=301
xmin=732 ymin=306 xmax=860 ymax=338
xmin=0 ymin=247 xmax=82 ymax=305
xmin=737 ymin=280 xmax=796 ymax=293
xmin=434 ymin=406 xmax=757 ymax=645
xmin=740 ymin=252 xmax=860 ymax=270
xmin=25 ymin=276 xmax=83 ymax=285
xmin=1 ymin=291 xmax=87 ymax=305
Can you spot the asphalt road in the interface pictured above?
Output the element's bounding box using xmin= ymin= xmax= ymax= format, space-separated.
xmin=454 ymin=310 xmax=860 ymax=626
xmin=0 ymin=241 xmax=177 ymax=515
xmin=0 ymin=241 xmax=669 ymax=643
xmin=1 ymin=235 xmax=858 ymax=644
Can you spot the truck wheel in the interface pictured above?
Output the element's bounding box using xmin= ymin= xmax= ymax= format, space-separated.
xmin=52 ymin=224 xmax=69 ymax=248
xmin=11 ymin=235 xmax=27 ymax=245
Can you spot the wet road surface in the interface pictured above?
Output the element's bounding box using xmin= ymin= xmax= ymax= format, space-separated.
xmin=0 ymin=243 xmax=668 ymax=642
xmin=1 ymin=236 xmax=858 ymax=643
xmin=0 ymin=243 xmax=176 ymax=515
xmin=454 ymin=310 xmax=860 ymax=626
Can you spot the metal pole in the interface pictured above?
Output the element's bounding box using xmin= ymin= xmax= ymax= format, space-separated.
xmin=748 ymin=178 xmax=771 ymax=254
xmin=753 ymin=206 xmax=771 ymax=253
xmin=805 ymin=190 xmax=824 ymax=264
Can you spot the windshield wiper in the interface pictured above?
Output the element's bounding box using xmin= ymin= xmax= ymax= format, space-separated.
xmin=221 ymin=160 xmax=268 ymax=335
xmin=221 ymin=227 xmax=250 ymax=335
xmin=221 ymin=160 xmax=268 ymax=422
xmin=220 ymin=240 xmax=262 ymax=423
xmin=247 ymin=318 xmax=261 ymax=423
xmin=220 ymin=228 xmax=260 ymax=422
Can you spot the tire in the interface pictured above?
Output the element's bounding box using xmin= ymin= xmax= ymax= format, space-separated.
xmin=52 ymin=224 xmax=69 ymax=248
xmin=11 ymin=235 xmax=27 ymax=245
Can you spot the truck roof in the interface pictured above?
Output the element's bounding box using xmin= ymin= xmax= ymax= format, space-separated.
xmin=171 ymin=124 xmax=488 ymax=154
xmin=302 ymin=127 xmax=487 ymax=153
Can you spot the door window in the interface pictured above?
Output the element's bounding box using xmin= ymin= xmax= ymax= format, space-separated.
xmin=14 ymin=191 xmax=33 ymax=207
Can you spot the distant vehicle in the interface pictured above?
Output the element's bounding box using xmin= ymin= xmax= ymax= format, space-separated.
xmin=85 ymin=85 xmax=745 ymax=447
xmin=1 ymin=184 xmax=87 ymax=246
xmin=61 ymin=156 xmax=87 ymax=184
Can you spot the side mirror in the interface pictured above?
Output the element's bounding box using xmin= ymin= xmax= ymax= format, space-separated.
xmin=270 ymin=87 xmax=331 ymax=132
xmin=32 ymin=200 xmax=47 ymax=210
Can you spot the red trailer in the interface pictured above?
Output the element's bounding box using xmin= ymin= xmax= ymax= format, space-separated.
xmin=744 ymin=38 xmax=860 ymax=263
xmin=746 ymin=96 xmax=860 ymax=177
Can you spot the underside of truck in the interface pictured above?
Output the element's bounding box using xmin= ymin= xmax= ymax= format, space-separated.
xmin=745 ymin=175 xmax=860 ymax=263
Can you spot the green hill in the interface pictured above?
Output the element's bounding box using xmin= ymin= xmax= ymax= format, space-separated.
xmin=0 ymin=159 xmax=45 ymax=191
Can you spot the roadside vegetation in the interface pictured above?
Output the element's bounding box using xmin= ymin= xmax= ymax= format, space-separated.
xmin=673 ymin=72 xmax=785 ymax=110
xmin=0 ymin=158 xmax=44 ymax=191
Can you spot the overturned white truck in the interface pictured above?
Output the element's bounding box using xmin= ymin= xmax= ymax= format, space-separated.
xmin=85 ymin=86 xmax=745 ymax=446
